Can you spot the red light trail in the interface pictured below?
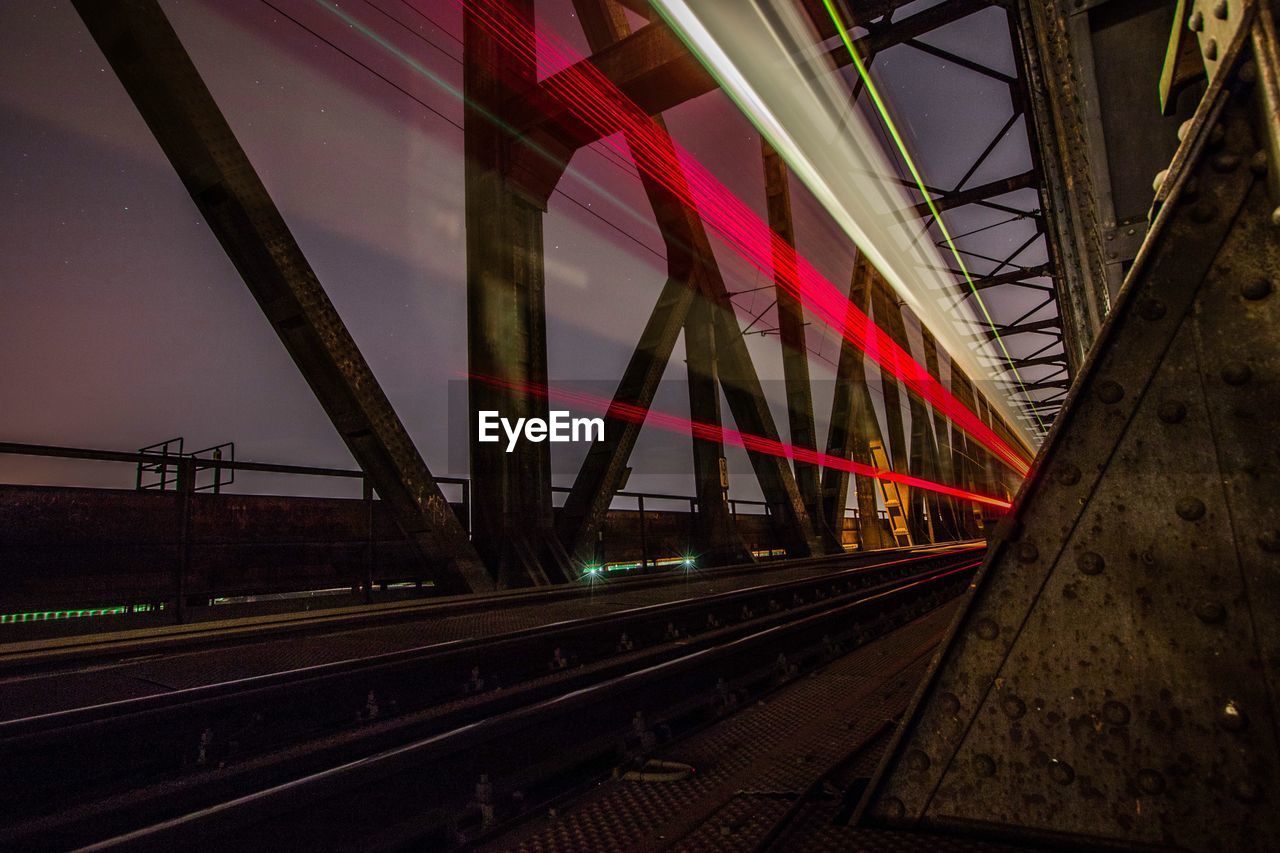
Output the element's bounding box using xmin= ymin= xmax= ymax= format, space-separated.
xmin=470 ymin=373 xmax=1013 ymax=511
xmin=454 ymin=0 xmax=1032 ymax=479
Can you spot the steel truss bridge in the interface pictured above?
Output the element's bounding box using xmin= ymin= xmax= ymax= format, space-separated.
xmin=0 ymin=0 xmax=1277 ymax=850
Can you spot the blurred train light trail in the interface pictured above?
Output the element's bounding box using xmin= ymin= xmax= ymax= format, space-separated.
xmin=648 ymin=0 xmax=1042 ymax=440
xmin=458 ymin=0 xmax=1032 ymax=478
xmin=471 ymin=373 xmax=1013 ymax=511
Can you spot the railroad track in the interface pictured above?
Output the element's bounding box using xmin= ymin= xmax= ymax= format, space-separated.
xmin=0 ymin=547 xmax=981 ymax=851
xmin=0 ymin=543 xmax=972 ymax=675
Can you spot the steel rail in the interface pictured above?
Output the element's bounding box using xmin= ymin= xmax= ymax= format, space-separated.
xmin=0 ymin=553 xmax=980 ymax=850
xmin=31 ymin=558 xmax=979 ymax=852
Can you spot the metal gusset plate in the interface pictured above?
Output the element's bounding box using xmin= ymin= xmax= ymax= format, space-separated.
xmin=856 ymin=42 xmax=1280 ymax=851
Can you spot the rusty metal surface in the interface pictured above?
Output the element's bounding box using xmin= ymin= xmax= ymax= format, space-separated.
xmin=858 ymin=40 xmax=1280 ymax=851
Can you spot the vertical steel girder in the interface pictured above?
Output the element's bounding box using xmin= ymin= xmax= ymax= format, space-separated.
xmin=860 ymin=43 xmax=1280 ymax=847
xmin=556 ymin=0 xmax=820 ymax=564
xmin=464 ymin=0 xmax=568 ymax=586
xmin=868 ymin=276 xmax=915 ymax=537
xmin=762 ymin=142 xmax=842 ymax=552
xmin=684 ymin=283 xmax=751 ymax=563
xmin=821 ymin=252 xmax=894 ymax=552
xmin=72 ymin=0 xmax=491 ymax=595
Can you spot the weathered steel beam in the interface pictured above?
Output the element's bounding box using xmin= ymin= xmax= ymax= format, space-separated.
xmin=762 ymin=141 xmax=840 ymax=552
xmin=464 ymin=0 xmax=567 ymax=586
xmin=913 ymin=170 xmax=1040 ymax=216
xmin=71 ymin=0 xmax=490 ymax=595
xmin=685 ymin=283 xmax=752 ymax=564
xmin=860 ymin=63 xmax=1279 ymax=847
xmin=820 ymin=252 xmax=892 ymax=551
xmin=869 ymin=275 xmax=917 ymax=539
xmin=511 ymin=0 xmax=987 ymax=177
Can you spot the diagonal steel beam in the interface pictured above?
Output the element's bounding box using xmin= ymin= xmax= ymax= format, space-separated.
xmin=72 ymin=0 xmax=490 ymax=594
xmin=762 ymin=141 xmax=841 ymax=552
xmin=508 ymin=0 xmax=989 ymax=184
xmin=820 ymin=251 xmax=893 ymax=551
xmin=557 ymin=0 xmax=819 ymax=562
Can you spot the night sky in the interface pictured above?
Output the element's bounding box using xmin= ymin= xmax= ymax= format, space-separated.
xmin=1 ymin=0 xmax=1053 ymax=502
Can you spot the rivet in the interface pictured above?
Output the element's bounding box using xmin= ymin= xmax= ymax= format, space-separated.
xmin=1138 ymin=298 xmax=1167 ymax=320
xmin=1242 ymin=278 xmax=1273 ymax=299
xmin=1189 ymin=10 xmax=1204 ymax=30
xmin=1057 ymin=464 xmax=1081 ymax=485
xmin=1214 ymin=0 xmax=1229 ymax=20
xmin=1222 ymin=362 xmax=1252 ymax=385
xmin=1103 ymin=700 xmax=1131 ymax=725
xmin=940 ymin=692 xmax=961 ymax=715
xmin=1258 ymin=530 xmax=1280 ymax=553
xmin=1137 ymin=768 xmax=1167 ymax=795
xmin=976 ymin=618 xmax=1000 ymax=640
xmin=1205 ymin=38 xmax=1219 ymax=62
xmin=974 ymin=753 xmax=997 ymax=777
xmin=1219 ymin=700 xmax=1249 ymax=732
xmin=1002 ymin=695 xmax=1027 ymax=720
xmin=1232 ymin=779 xmax=1262 ymax=804
xmin=1178 ymin=119 xmax=1195 ymax=142
xmin=1049 ymin=760 xmax=1076 ymax=785
xmin=1157 ymin=400 xmax=1187 ymax=423
xmin=906 ymin=750 xmax=931 ymax=772
xmin=1196 ymin=601 xmax=1226 ymax=623
xmin=1017 ymin=542 xmax=1039 ymax=563
xmin=1271 ymin=207 xmax=1280 ymax=227
xmin=1152 ymin=169 xmax=1169 ymax=193
xmin=1250 ymin=150 xmax=1270 ymax=176
xmin=1191 ymin=202 xmax=1217 ymax=223
xmin=1240 ymin=60 xmax=1258 ymax=85
xmin=1097 ymin=381 xmax=1124 ymax=404
xmin=1078 ymin=552 xmax=1105 ymax=575
xmin=881 ymin=797 xmax=907 ymax=819
xmin=1213 ymin=153 xmax=1241 ymax=173
xmin=1176 ymin=497 xmax=1206 ymax=521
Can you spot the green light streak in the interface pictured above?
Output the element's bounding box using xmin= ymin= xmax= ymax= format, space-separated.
xmin=0 ymin=604 xmax=160 ymax=624
xmin=819 ymin=0 xmax=1047 ymax=435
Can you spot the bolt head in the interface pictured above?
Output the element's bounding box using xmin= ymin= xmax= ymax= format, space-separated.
xmin=1138 ymin=298 xmax=1167 ymax=320
xmin=1137 ymin=768 xmax=1167 ymax=795
xmin=1222 ymin=362 xmax=1252 ymax=385
xmin=1097 ymin=380 xmax=1125 ymax=404
xmin=1195 ymin=600 xmax=1226 ymax=623
xmin=1176 ymin=497 xmax=1207 ymax=521
xmin=1241 ymin=278 xmax=1273 ymax=300
xmin=1049 ymin=760 xmax=1076 ymax=785
xmin=1078 ymin=551 xmax=1105 ymax=575
xmin=1157 ymin=400 xmax=1188 ymax=424
xmin=1103 ymin=700 xmax=1131 ymax=725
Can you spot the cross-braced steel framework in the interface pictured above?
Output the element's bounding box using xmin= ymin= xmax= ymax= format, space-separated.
xmin=73 ymin=0 xmax=1072 ymax=592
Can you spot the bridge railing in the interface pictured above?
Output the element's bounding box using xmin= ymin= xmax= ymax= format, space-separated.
xmin=0 ymin=441 xmax=811 ymax=631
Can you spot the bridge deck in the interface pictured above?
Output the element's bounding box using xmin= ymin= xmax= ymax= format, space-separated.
xmin=0 ymin=546 xmax=975 ymax=722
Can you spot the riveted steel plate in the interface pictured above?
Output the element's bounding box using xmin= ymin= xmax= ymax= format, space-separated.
xmin=858 ymin=49 xmax=1280 ymax=851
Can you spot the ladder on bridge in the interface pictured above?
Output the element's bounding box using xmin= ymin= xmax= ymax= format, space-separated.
xmin=868 ymin=440 xmax=912 ymax=547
